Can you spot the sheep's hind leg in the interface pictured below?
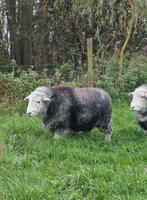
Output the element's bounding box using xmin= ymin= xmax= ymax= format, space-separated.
xmin=144 ymin=130 xmax=147 ymax=137
xmin=102 ymin=127 xmax=112 ymax=142
xmin=96 ymin=123 xmax=112 ymax=141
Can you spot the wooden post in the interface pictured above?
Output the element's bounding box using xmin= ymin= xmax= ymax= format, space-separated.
xmin=43 ymin=68 xmax=48 ymax=79
xmin=87 ymin=38 xmax=93 ymax=87
xmin=11 ymin=59 xmax=16 ymax=74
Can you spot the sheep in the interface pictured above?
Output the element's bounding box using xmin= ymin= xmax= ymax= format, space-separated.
xmin=25 ymin=86 xmax=112 ymax=141
xmin=129 ymin=84 xmax=147 ymax=136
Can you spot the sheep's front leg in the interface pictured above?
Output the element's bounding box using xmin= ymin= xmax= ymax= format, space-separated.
xmin=54 ymin=129 xmax=72 ymax=139
xmin=43 ymin=124 xmax=54 ymax=137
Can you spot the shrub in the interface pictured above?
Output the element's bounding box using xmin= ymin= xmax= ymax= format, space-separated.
xmin=0 ymin=54 xmax=147 ymax=106
xmin=0 ymin=70 xmax=49 ymax=102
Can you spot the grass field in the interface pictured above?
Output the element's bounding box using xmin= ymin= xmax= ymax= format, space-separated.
xmin=0 ymin=101 xmax=147 ymax=200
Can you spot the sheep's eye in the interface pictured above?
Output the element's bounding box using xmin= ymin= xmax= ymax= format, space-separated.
xmin=141 ymin=96 xmax=145 ymax=99
xmin=37 ymin=101 xmax=41 ymax=103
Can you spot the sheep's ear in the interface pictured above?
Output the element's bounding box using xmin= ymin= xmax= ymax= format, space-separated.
xmin=128 ymin=92 xmax=133 ymax=96
xmin=42 ymin=96 xmax=51 ymax=102
xmin=24 ymin=96 xmax=29 ymax=100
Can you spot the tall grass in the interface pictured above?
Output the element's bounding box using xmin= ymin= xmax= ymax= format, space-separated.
xmin=0 ymin=101 xmax=147 ymax=199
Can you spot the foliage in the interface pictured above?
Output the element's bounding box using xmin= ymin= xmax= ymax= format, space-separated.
xmin=94 ymin=55 xmax=147 ymax=97
xmin=0 ymin=55 xmax=147 ymax=109
xmin=1 ymin=0 xmax=147 ymax=67
xmin=32 ymin=0 xmax=147 ymax=66
xmin=0 ymin=70 xmax=49 ymax=102
xmin=121 ymin=67 xmax=147 ymax=92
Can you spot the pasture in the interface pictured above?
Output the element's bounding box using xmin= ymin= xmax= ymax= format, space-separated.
xmin=0 ymin=101 xmax=147 ymax=200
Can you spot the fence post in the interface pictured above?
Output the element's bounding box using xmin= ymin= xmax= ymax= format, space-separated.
xmin=87 ymin=38 xmax=93 ymax=87
xmin=43 ymin=68 xmax=48 ymax=79
xmin=11 ymin=59 xmax=16 ymax=74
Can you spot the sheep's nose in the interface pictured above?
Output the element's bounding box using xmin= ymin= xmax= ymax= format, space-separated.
xmin=131 ymin=106 xmax=135 ymax=111
xmin=27 ymin=112 xmax=32 ymax=116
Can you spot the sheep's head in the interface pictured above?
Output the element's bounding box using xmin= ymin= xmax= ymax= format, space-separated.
xmin=25 ymin=87 xmax=52 ymax=119
xmin=129 ymin=86 xmax=147 ymax=115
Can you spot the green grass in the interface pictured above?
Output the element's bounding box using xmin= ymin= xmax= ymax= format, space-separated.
xmin=0 ymin=101 xmax=147 ymax=200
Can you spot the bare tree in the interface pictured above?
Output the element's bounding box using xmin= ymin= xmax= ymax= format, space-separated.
xmin=20 ymin=0 xmax=33 ymax=67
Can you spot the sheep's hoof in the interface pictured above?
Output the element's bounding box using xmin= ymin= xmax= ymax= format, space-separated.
xmin=105 ymin=134 xmax=112 ymax=142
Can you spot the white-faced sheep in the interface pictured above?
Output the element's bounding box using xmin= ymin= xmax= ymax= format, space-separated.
xmin=25 ymin=86 xmax=112 ymax=141
xmin=129 ymin=84 xmax=147 ymax=136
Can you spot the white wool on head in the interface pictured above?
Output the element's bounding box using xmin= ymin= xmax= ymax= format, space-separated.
xmin=25 ymin=87 xmax=52 ymax=119
xmin=129 ymin=85 xmax=147 ymax=121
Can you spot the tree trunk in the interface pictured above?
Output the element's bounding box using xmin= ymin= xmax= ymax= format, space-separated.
xmin=0 ymin=20 xmax=3 ymax=59
xmin=118 ymin=18 xmax=134 ymax=76
xmin=21 ymin=1 xmax=33 ymax=67
xmin=5 ymin=0 xmax=17 ymax=60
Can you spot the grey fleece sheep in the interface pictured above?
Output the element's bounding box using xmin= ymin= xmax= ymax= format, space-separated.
xmin=25 ymin=86 xmax=112 ymax=140
xmin=129 ymin=84 xmax=147 ymax=136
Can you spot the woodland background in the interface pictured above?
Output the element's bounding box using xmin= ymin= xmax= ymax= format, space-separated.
xmin=0 ymin=0 xmax=147 ymax=102
xmin=0 ymin=0 xmax=146 ymax=68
